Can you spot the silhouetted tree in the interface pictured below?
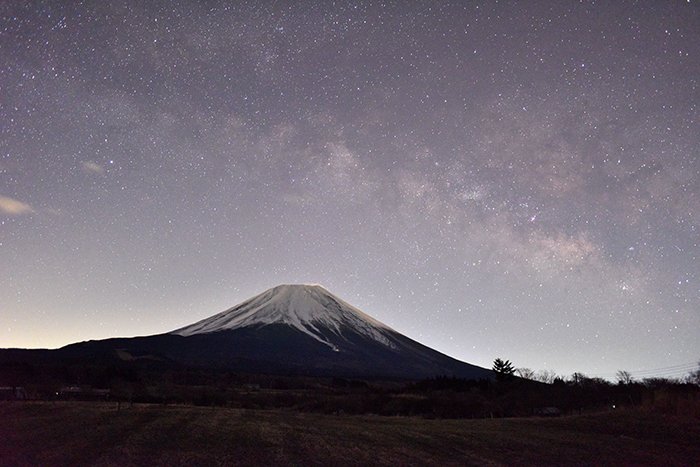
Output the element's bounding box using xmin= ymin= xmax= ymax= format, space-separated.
xmin=516 ymin=368 xmax=536 ymax=380
xmin=615 ymin=370 xmax=634 ymax=385
xmin=493 ymin=358 xmax=515 ymax=381
xmin=535 ymin=369 xmax=558 ymax=384
xmin=686 ymin=361 xmax=700 ymax=386
xmin=642 ymin=377 xmax=677 ymax=388
xmin=570 ymin=372 xmax=589 ymax=386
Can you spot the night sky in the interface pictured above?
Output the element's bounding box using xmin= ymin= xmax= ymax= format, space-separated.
xmin=2 ymin=1 xmax=699 ymax=379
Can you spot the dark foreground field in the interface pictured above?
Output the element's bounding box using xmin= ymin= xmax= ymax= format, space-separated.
xmin=1 ymin=402 xmax=699 ymax=466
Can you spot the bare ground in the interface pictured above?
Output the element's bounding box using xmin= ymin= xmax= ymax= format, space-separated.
xmin=1 ymin=402 xmax=698 ymax=466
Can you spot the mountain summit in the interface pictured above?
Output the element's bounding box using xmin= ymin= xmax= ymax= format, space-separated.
xmin=172 ymin=284 xmax=394 ymax=351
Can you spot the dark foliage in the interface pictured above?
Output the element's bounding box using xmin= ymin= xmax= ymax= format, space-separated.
xmin=492 ymin=358 xmax=516 ymax=382
xmin=2 ymin=354 xmax=698 ymax=418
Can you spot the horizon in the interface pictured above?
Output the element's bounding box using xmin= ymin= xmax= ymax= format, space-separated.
xmin=3 ymin=281 xmax=696 ymax=382
xmin=1 ymin=1 xmax=699 ymax=381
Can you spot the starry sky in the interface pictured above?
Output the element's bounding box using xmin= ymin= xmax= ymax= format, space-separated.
xmin=1 ymin=1 xmax=699 ymax=379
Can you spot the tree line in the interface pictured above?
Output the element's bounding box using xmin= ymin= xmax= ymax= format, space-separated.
xmin=492 ymin=357 xmax=700 ymax=386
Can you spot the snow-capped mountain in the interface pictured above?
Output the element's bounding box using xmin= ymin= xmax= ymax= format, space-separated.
xmin=2 ymin=284 xmax=492 ymax=380
xmin=162 ymin=283 xmax=491 ymax=379
xmin=172 ymin=284 xmax=394 ymax=351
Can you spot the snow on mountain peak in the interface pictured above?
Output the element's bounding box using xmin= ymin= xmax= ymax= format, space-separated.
xmin=171 ymin=284 xmax=395 ymax=350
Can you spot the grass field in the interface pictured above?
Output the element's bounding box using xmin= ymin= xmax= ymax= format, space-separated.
xmin=1 ymin=402 xmax=699 ymax=466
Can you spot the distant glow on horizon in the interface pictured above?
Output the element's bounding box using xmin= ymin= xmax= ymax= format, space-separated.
xmin=1 ymin=1 xmax=699 ymax=379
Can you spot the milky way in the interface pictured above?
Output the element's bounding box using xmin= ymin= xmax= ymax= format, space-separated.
xmin=1 ymin=1 xmax=699 ymax=379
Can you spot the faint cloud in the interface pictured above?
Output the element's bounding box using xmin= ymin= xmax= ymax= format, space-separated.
xmin=82 ymin=161 xmax=105 ymax=175
xmin=0 ymin=196 xmax=34 ymax=216
xmin=282 ymin=192 xmax=315 ymax=207
xmin=467 ymin=214 xmax=605 ymax=279
xmin=45 ymin=208 xmax=63 ymax=216
xmin=457 ymin=187 xmax=487 ymax=202
xmin=529 ymin=231 xmax=598 ymax=268
xmin=398 ymin=171 xmax=434 ymax=200
xmin=500 ymin=230 xmax=606 ymax=280
xmin=317 ymin=143 xmax=379 ymax=201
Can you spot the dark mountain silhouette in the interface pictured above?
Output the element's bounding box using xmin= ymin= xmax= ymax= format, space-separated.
xmin=0 ymin=284 xmax=492 ymax=380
